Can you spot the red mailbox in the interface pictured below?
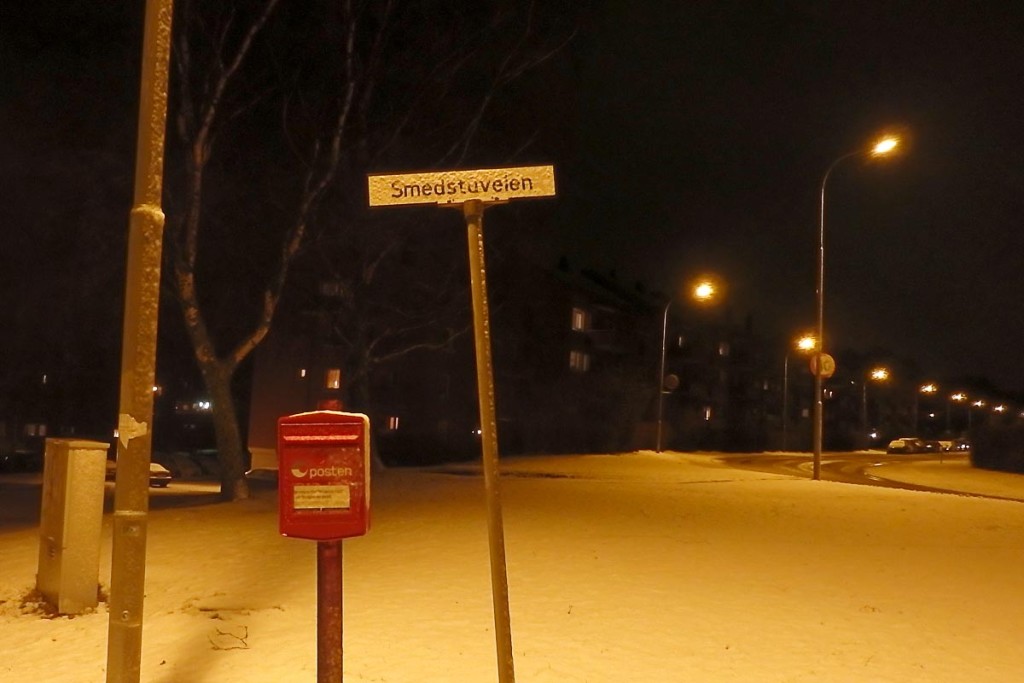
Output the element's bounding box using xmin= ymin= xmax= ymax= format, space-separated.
xmin=277 ymin=411 xmax=371 ymax=541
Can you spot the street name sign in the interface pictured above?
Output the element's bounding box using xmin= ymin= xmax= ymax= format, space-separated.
xmin=367 ymin=165 xmax=556 ymax=207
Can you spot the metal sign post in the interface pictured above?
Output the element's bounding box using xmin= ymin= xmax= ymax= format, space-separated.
xmin=368 ymin=166 xmax=555 ymax=683
xmin=463 ymin=198 xmax=515 ymax=683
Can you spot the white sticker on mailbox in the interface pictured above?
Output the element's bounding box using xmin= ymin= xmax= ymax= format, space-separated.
xmin=293 ymin=484 xmax=351 ymax=510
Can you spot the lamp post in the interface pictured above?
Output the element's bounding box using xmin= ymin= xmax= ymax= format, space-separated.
xmin=860 ymin=367 xmax=890 ymax=449
xmin=968 ymin=399 xmax=985 ymax=430
xmin=915 ymin=383 xmax=937 ymax=434
xmin=782 ymin=334 xmax=817 ymax=451
xmin=656 ymin=278 xmax=718 ymax=452
xmin=813 ymin=134 xmax=900 ymax=479
xmin=949 ymin=392 xmax=967 ymax=433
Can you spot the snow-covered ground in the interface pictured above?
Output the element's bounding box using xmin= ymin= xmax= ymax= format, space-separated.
xmin=2 ymin=451 xmax=1024 ymax=682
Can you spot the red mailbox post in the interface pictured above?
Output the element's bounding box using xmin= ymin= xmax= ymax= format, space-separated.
xmin=278 ymin=411 xmax=371 ymax=683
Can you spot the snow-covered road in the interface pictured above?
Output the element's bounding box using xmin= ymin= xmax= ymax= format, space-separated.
xmin=2 ymin=450 xmax=1023 ymax=681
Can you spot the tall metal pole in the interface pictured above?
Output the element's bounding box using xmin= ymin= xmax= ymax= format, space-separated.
xmin=814 ymin=150 xmax=858 ymax=480
xmin=782 ymin=354 xmax=789 ymax=451
xmin=655 ymin=300 xmax=670 ymax=452
xmin=463 ymin=200 xmax=516 ymax=683
xmin=917 ymin=389 xmax=925 ymax=432
xmin=814 ymin=135 xmax=901 ymax=474
xmin=861 ymin=381 xmax=868 ymax=450
xmin=106 ymin=1 xmax=174 ymax=681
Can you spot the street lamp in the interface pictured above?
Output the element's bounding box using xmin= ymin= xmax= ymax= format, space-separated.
xmin=948 ymin=392 xmax=967 ymax=433
xmin=813 ymin=133 xmax=901 ymax=479
xmin=860 ymin=367 xmax=890 ymax=449
xmin=782 ymin=334 xmax=817 ymax=451
xmin=969 ymin=399 xmax=985 ymax=430
xmin=655 ymin=277 xmax=719 ymax=452
xmin=914 ymin=383 xmax=938 ymax=434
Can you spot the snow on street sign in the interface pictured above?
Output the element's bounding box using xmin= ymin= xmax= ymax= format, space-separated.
xmin=367 ymin=165 xmax=556 ymax=207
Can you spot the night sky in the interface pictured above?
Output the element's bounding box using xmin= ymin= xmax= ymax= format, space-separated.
xmin=557 ymin=2 xmax=1024 ymax=391
xmin=3 ymin=2 xmax=1024 ymax=398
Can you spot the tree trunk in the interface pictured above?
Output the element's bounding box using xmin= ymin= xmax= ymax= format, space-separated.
xmin=200 ymin=359 xmax=251 ymax=501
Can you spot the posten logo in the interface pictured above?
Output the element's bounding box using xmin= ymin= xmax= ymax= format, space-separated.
xmin=289 ymin=462 xmax=355 ymax=479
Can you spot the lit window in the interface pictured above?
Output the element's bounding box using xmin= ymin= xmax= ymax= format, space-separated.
xmin=299 ymin=368 xmax=307 ymax=379
xmin=388 ymin=416 xmax=400 ymax=431
xmin=24 ymin=423 xmax=47 ymax=437
xmin=718 ymin=341 xmax=730 ymax=356
xmin=571 ymin=307 xmax=590 ymax=331
xmin=703 ymin=406 xmax=712 ymax=421
xmin=569 ymin=350 xmax=591 ymax=372
xmin=325 ymin=368 xmax=341 ymax=390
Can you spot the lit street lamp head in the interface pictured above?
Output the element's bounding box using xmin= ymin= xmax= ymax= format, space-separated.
xmin=692 ymin=278 xmax=717 ymax=303
xmin=796 ymin=334 xmax=817 ymax=352
xmin=871 ymin=135 xmax=900 ymax=157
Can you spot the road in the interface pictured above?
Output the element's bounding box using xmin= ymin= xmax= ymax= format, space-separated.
xmin=718 ymin=451 xmax=990 ymax=497
xmin=0 ymin=473 xmax=224 ymax=531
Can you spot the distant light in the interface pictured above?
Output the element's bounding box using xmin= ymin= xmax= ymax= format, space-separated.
xmin=870 ymin=367 xmax=889 ymax=381
xmin=994 ymin=404 xmax=1007 ymax=413
xmin=951 ymin=392 xmax=967 ymax=402
xmin=920 ymin=383 xmax=937 ymax=394
xmin=973 ymin=400 xmax=985 ymax=408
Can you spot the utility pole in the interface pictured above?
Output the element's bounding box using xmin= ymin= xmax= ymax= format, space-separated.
xmin=106 ymin=1 xmax=174 ymax=681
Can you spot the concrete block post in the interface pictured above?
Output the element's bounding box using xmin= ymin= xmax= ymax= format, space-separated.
xmin=36 ymin=438 xmax=109 ymax=614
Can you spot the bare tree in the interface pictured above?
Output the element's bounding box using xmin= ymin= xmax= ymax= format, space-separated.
xmin=165 ymin=0 xmax=581 ymax=499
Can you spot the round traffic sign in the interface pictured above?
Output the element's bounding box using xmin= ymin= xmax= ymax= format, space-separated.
xmin=810 ymin=353 xmax=836 ymax=378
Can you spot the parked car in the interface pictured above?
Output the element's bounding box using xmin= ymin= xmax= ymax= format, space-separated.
xmin=105 ymin=459 xmax=173 ymax=487
xmin=0 ymin=448 xmax=44 ymax=472
xmin=886 ymin=437 xmax=925 ymax=454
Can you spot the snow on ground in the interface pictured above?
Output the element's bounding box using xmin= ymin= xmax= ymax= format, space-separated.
xmin=2 ymin=451 xmax=1024 ymax=682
